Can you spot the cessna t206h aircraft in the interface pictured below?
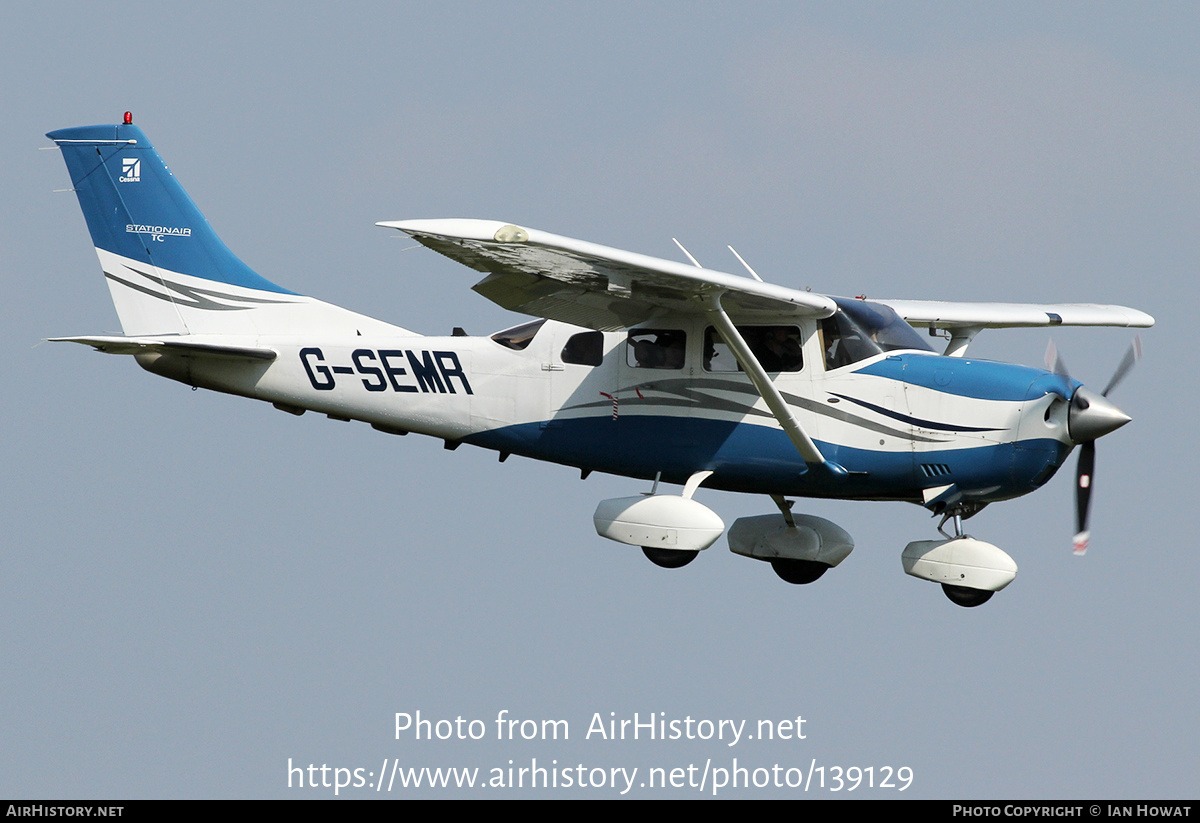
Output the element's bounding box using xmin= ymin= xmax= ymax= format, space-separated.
xmin=47 ymin=116 xmax=1154 ymax=607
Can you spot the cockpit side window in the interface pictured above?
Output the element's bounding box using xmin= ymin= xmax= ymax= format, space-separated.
xmin=703 ymin=326 xmax=803 ymax=372
xmin=490 ymin=319 xmax=547 ymax=351
xmin=561 ymin=331 xmax=604 ymax=366
xmin=627 ymin=329 xmax=686 ymax=369
xmin=820 ymin=313 xmax=880 ymax=370
xmin=820 ymin=299 xmax=933 ymax=370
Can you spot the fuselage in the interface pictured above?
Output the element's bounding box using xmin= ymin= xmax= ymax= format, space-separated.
xmin=143 ymin=312 xmax=1077 ymax=507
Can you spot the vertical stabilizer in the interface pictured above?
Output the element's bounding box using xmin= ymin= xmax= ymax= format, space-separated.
xmin=47 ymin=118 xmax=410 ymax=338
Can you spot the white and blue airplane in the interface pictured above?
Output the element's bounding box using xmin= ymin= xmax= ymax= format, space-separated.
xmin=46 ymin=115 xmax=1153 ymax=607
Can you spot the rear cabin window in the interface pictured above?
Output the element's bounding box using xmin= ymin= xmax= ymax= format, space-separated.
xmin=490 ymin=319 xmax=546 ymax=351
xmin=703 ymin=325 xmax=803 ymax=373
xmin=627 ymin=330 xmax=686 ymax=369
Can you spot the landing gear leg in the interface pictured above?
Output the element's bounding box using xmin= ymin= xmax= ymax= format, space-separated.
xmin=937 ymin=510 xmax=963 ymax=539
xmin=770 ymin=494 xmax=796 ymax=527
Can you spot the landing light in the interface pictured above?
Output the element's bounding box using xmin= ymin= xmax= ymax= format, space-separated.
xmin=494 ymin=224 xmax=528 ymax=243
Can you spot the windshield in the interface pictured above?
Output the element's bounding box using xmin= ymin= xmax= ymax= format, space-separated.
xmin=820 ymin=298 xmax=932 ymax=370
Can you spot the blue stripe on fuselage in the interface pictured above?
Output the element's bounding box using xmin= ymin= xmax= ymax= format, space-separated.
xmin=462 ymin=415 xmax=1071 ymax=502
xmin=854 ymin=354 xmax=1077 ymax=401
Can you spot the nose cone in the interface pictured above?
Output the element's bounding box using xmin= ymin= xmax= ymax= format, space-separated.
xmin=1068 ymin=387 xmax=1132 ymax=442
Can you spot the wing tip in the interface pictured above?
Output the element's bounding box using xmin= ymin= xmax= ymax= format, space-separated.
xmin=375 ymin=218 xmax=512 ymax=241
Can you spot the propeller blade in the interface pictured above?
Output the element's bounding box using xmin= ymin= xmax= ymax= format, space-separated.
xmin=1101 ymin=335 xmax=1143 ymax=397
xmin=1073 ymin=440 xmax=1096 ymax=555
xmin=1060 ymin=337 xmax=1142 ymax=553
xmin=1044 ymin=339 xmax=1070 ymax=379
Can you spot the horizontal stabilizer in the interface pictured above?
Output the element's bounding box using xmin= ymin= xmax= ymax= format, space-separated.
xmin=50 ymin=336 xmax=277 ymax=361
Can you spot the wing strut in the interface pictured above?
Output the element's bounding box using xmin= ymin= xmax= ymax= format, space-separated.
xmin=943 ymin=326 xmax=980 ymax=357
xmin=703 ymin=293 xmax=836 ymax=472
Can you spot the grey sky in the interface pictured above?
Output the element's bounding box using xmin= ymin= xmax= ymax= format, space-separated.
xmin=2 ymin=2 xmax=1196 ymax=798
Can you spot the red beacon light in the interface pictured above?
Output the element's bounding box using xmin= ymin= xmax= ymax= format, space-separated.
xmin=123 ymin=111 xmax=133 ymax=125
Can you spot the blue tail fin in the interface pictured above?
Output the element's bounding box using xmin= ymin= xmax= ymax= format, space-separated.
xmin=49 ymin=119 xmax=413 ymax=339
xmin=47 ymin=122 xmax=291 ymax=297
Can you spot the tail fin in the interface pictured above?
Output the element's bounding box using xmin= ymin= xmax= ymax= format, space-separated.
xmin=48 ymin=119 xmax=407 ymax=338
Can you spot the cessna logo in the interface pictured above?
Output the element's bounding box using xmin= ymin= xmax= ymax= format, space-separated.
xmin=126 ymin=224 xmax=192 ymax=242
xmin=119 ymin=158 xmax=140 ymax=183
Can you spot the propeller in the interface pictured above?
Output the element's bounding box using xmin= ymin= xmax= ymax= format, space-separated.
xmin=1045 ymin=337 xmax=1142 ymax=555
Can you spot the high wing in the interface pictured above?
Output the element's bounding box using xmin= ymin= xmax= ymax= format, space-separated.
xmin=377 ymin=218 xmax=837 ymax=329
xmin=874 ymin=300 xmax=1154 ymax=329
xmin=871 ymin=299 xmax=1154 ymax=356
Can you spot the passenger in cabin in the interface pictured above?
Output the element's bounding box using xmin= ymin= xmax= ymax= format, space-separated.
xmin=629 ymin=330 xmax=686 ymax=369
xmin=753 ymin=326 xmax=803 ymax=372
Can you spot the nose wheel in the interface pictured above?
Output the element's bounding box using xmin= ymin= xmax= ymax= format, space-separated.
xmin=905 ymin=503 xmax=1013 ymax=607
xmin=937 ymin=507 xmax=995 ymax=607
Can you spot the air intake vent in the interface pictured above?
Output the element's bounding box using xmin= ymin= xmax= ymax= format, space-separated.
xmin=920 ymin=463 xmax=952 ymax=478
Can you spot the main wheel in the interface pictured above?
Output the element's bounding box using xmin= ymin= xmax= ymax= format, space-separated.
xmin=642 ymin=547 xmax=699 ymax=568
xmin=942 ymin=583 xmax=994 ymax=607
xmin=770 ymin=558 xmax=829 ymax=584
